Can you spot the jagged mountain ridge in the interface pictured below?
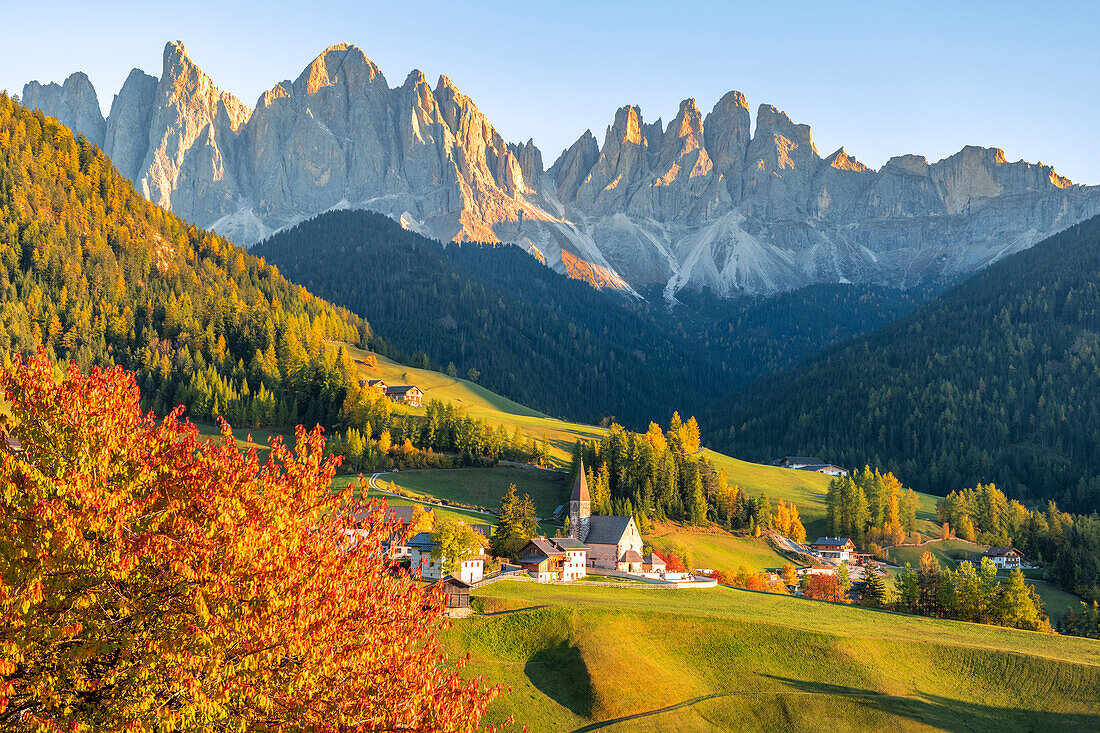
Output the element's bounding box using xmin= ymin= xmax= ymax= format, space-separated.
xmin=22 ymin=41 xmax=1100 ymax=298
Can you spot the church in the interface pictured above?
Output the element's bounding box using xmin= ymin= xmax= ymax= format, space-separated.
xmin=568 ymin=460 xmax=645 ymax=572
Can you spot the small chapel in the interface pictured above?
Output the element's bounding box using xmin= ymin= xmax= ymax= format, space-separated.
xmin=568 ymin=460 xmax=645 ymax=572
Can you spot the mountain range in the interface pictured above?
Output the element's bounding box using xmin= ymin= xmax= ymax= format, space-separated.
xmin=22 ymin=41 xmax=1100 ymax=299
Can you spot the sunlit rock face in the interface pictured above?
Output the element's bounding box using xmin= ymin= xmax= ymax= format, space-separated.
xmin=22 ymin=72 xmax=105 ymax=147
xmin=23 ymin=42 xmax=1100 ymax=298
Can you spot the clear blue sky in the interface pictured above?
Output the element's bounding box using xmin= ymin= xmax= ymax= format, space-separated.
xmin=2 ymin=0 xmax=1097 ymax=182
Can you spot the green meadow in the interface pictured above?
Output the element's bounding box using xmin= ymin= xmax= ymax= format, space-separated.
xmin=446 ymin=581 xmax=1100 ymax=732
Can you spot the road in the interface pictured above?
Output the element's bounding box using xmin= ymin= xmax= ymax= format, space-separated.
xmin=367 ymin=473 xmax=497 ymax=517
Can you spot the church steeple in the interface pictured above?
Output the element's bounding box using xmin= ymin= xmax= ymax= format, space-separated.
xmin=569 ymin=459 xmax=591 ymax=541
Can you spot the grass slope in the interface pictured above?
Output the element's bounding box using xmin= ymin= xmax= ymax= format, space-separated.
xmin=647 ymin=523 xmax=793 ymax=572
xmin=338 ymin=343 xmax=606 ymax=467
xmin=702 ymin=450 xmax=941 ymax=539
xmin=372 ymin=467 xmax=568 ymax=517
xmin=448 ymin=582 xmax=1100 ymax=732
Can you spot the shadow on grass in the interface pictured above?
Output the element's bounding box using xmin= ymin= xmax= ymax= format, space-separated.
xmin=480 ymin=604 xmax=550 ymax=617
xmin=525 ymin=640 xmax=595 ymax=718
xmin=763 ymin=675 xmax=1100 ymax=732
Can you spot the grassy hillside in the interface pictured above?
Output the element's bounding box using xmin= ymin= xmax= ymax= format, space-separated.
xmin=647 ymin=523 xmax=794 ymax=572
xmin=373 ymin=466 xmax=568 ymax=517
xmin=447 ymin=582 xmax=1100 ymax=732
xmin=337 ymin=342 xmax=606 ymax=467
xmin=702 ymin=450 xmax=940 ymax=538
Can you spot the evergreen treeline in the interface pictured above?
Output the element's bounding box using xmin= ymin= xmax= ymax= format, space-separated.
xmin=252 ymin=209 xmax=929 ymax=429
xmin=708 ymin=214 xmax=1100 ymax=514
xmin=936 ymin=483 xmax=1100 ymax=603
xmin=825 ymin=467 xmax=919 ymax=550
xmin=328 ymin=398 xmax=547 ymax=472
xmin=572 ymin=414 xmax=782 ymax=532
xmin=894 ymin=553 xmax=1047 ymax=631
xmin=0 ymin=93 xmax=377 ymax=429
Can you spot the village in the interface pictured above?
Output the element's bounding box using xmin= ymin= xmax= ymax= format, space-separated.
xmin=369 ymin=458 xmax=1032 ymax=616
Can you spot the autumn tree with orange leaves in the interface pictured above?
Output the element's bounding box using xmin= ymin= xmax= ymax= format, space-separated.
xmin=0 ymin=349 xmax=500 ymax=731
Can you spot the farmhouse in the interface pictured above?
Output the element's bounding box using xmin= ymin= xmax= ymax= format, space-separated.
xmin=773 ymin=456 xmax=825 ymax=469
xmin=407 ymin=532 xmax=443 ymax=580
xmin=358 ymin=378 xmax=388 ymax=393
xmin=385 ymin=385 xmax=423 ymax=407
xmin=519 ymin=538 xmax=587 ymax=582
xmin=984 ymin=546 xmax=1023 ymax=570
xmin=802 ymin=464 xmax=849 ymax=477
xmin=568 ymin=462 xmax=645 ymax=572
xmin=810 ymin=537 xmax=856 ymax=562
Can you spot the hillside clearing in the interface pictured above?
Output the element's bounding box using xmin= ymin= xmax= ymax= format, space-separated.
xmin=372 ymin=466 xmax=568 ymax=517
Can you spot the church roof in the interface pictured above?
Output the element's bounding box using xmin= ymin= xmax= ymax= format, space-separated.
xmin=570 ymin=460 xmax=591 ymax=504
xmin=585 ymin=515 xmax=634 ymax=546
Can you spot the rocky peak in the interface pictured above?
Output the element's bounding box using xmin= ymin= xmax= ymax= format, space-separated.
xmin=823 ymin=147 xmax=870 ymax=173
xmin=703 ymin=90 xmax=751 ymax=201
xmin=884 ymin=154 xmax=930 ymax=176
xmin=138 ymin=41 xmax=250 ymax=211
xmin=743 ymin=104 xmax=821 ymax=217
xmin=294 ymin=43 xmax=384 ymax=97
xmin=753 ymin=104 xmax=816 ymax=152
xmin=21 ymin=71 xmax=106 ymax=147
xmin=547 ymin=129 xmax=599 ymax=203
xmin=658 ymin=98 xmax=706 ymax=168
xmin=510 ymin=139 xmax=544 ymax=190
xmin=104 ymin=68 xmax=158 ymax=180
xmin=573 ymin=105 xmax=652 ymax=212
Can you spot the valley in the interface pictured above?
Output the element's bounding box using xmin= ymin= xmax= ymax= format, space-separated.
xmin=4 ymin=10 xmax=1100 ymax=728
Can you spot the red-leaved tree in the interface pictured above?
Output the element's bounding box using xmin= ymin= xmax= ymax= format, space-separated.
xmin=803 ymin=574 xmax=848 ymax=603
xmin=0 ymin=350 xmax=500 ymax=731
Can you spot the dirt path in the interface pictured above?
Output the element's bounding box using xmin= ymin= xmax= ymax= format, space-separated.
xmin=367 ymin=473 xmax=497 ymax=517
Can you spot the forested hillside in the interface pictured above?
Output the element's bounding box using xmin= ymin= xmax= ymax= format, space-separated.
xmin=707 ymin=215 xmax=1100 ymax=513
xmin=254 ymin=210 xmax=929 ymax=428
xmin=0 ymin=93 xmax=377 ymax=429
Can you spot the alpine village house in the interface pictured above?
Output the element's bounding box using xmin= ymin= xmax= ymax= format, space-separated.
xmin=358 ymin=379 xmax=424 ymax=407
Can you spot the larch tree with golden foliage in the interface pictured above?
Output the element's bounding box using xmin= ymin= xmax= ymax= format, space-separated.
xmin=0 ymin=349 xmax=499 ymax=731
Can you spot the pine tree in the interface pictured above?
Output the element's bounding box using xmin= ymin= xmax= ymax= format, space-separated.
xmin=860 ymin=571 xmax=888 ymax=607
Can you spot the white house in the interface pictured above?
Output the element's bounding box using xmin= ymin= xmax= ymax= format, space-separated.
xmin=984 ymin=546 xmax=1023 ymax=570
xmin=408 ymin=532 xmax=443 ymax=581
xmin=458 ymin=556 xmax=486 ymax=584
xmin=552 ymin=538 xmax=588 ymax=581
xmin=810 ymin=537 xmax=856 ymax=562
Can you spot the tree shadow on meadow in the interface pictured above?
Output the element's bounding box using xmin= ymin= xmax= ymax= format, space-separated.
xmin=524 ymin=640 xmax=595 ymax=718
xmin=762 ymin=675 xmax=1100 ymax=732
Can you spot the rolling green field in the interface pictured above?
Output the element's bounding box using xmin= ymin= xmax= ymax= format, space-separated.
xmin=647 ymin=523 xmax=794 ymax=572
xmin=446 ymin=581 xmax=1100 ymax=732
xmin=338 ymin=343 xmax=607 ymax=466
xmin=886 ymin=539 xmax=987 ymax=568
xmin=373 ymin=466 xmax=568 ymax=516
